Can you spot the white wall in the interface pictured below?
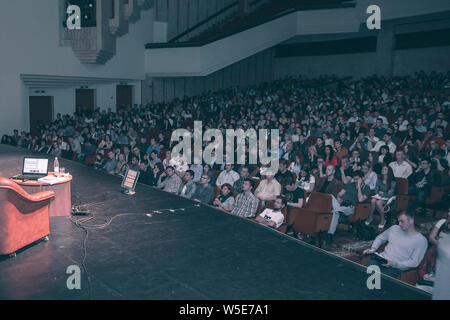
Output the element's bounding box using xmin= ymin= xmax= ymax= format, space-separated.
xmin=0 ymin=0 xmax=154 ymax=134
xmin=146 ymin=48 xmax=274 ymax=103
xmin=393 ymin=46 xmax=450 ymax=76
xmin=274 ymin=52 xmax=378 ymax=79
xmin=274 ymin=45 xmax=450 ymax=80
xmin=274 ymin=16 xmax=450 ymax=80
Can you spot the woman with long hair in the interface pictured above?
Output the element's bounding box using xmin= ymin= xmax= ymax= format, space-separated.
xmin=403 ymin=143 xmax=418 ymax=169
xmin=288 ymin=153 xmax=303 ymax=178
xmin=298 ymin=167 xmax=315 ymax=193
xmin=315 ymin=137 xmax=325 ymax=158
xmin=323 ymin=145 xmax=338 ymax=167
xmin=362 ymin=161 xmax=377 ymax=191
xmin=203 ymin=164 xmax=215 ymax=186
xmin=148 ymin=162 xmax=164 ymax=187
xmin=322 ymin=132 xmax=334 ymax=147
xmin=366 ymin=165 xmax=396 ymax=229
xmin=61 ymin=143 xmax=74 ymax=160
xmin=213 ymin=183 xmax=235 ymax=212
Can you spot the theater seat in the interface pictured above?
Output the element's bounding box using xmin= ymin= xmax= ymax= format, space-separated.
xmin=213 ymin=186 xmax=220 ymax=199
xmin=84 ymin=154 xmax=97 ymax=166
xmin=348 ymin=202 xmax=371 ymax=223
xmin=291 ymin=192 xmax=332 ymax=237
xmin=0 ymin=177 xmax=55 ymax=256
xmin=395 ymin=178 xmax=410 ymax=212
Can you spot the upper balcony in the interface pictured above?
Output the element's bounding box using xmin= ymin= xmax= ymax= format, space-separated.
xmin=144 ymin=0 xmax=450 ymax=77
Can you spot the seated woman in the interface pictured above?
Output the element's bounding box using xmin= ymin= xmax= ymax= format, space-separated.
xmin=213 ymin=183 xmax=235 ymax=213
xmin=323 ymin=145 xmax=338 ymax=167
xmin=297 ymin=167 xmax=315 ymax=194
xmin=366 ymin=165 xmax=396 ymax=229
xmin=61 ymin=143 xmax=74 ymax=160
xmin=418 ymin=208 xmax=450 ymax=281
xmin=403 ymin=143 xmax=418 ymax=170
xmin=98 ymin=134 xmax=113 ymax=150
xmin=322 ymin=132 xmax=334 ymax=147
xmin=147 ymin=163 xmax=164 ymax=187
xmin=1 ymin=135 xmax=8 ymax=144
xmin=288 ymin=153 xmax=303 ymax=178
xmin=362 ymin=161 xmax=378 ymax=191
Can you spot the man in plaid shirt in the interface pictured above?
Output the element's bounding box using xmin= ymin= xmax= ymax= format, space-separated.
xmin=231 ymin=178 xmax=259 ymax=218
xmin=157 ymin=166 xmax=182 ymax=194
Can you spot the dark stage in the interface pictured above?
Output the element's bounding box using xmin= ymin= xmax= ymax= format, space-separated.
xmin=0 ymin=145 xmax=430 ymax=300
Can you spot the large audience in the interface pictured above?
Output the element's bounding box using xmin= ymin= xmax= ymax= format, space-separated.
xmin=2 ymin=71 xmax=450 ymax=288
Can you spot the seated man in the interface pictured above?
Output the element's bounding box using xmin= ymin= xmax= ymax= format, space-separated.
xmin=363 ymin=211 xmax=428 ymax=278
xmin=282 ymin=176 xmax=304 ymax=208
xmin=327 ymin=171 xmax=371 ymax=247
xmin=371 ymin=132 xmax=397 ymax=154
xmin=115 ymin=153 xmax=128 ymax=176
xmin=255 ymin=196 xmax=286 ymax=229
xmin=191 ymin=174 xmax=215 ymax=204
xmin=254 ymin=171 xmax=281 ymax=203
xmin=157 ymin=166 xmax=182 ymax=194
xmin=314 ymin=165 xmax=343 ymax=198
xmin=127 ymin=155 xmax=140 ymax=172
xmin=389 ymin=150 xmax=413 ymax=179
xmin=335 ymin=156 xmax=353 ymax=184
xmin=275 ymin=159 xmax=294 ymax=186
xmin=101 ymin=150 xmax=118 ymax=175
xmin=231 ymin=178 xmax=259 ymax=218
xmin=177 ymin=170 xmax=196 ymax=199
xmin=169 ymin=151 xmax=189 ymax=177
xmin=233 ymin=166 xmax=250 ymax=194
xmin=408 ymin=157 xmax=442 ymax=213
xmin=216 ymin=164 xmax=240 ymax=187
xmin=138 ymin=161 xmax=152 ymax=185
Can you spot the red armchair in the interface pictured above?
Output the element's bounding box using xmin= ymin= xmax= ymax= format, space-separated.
xmin=291 ymin=192 xmax=333 ymax=237
xmin=0 ymin=177 xmax=55 ymax=257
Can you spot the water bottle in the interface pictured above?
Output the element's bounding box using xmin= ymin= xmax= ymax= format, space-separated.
xmin=54 ymin=157 xmax=60 ymax=174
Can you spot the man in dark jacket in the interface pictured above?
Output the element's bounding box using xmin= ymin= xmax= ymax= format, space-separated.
xmin=408 ymin=158 xmax=442 ymax=213
xmin=191 ymin=174 xmax=215 ymax=204
xmin=314 ymin=165 xmax=343 ymax=198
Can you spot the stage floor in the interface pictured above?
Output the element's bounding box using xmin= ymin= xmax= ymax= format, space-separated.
xmin=0 ymin=145 xmax=430 ymax=299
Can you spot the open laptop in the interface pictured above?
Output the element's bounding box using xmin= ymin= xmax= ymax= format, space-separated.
xmin=13 ymin=157 xmax=49 ymax=180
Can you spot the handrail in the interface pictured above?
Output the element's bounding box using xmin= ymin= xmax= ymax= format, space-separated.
xmin=146 ymin=2 xmax=356 ymax=49
xmin=169 ymin=1 xmax=239 ymax=43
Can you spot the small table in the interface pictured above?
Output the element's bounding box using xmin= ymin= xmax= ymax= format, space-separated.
xmin=12 ymin=173 xmax=72 ymax=217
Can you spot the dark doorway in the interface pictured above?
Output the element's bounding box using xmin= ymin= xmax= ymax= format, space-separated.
xmin=116 ymin=85 xmax=133 ymax=112
xmin=76 ymin=89 xmax=95 ymax=114
xmin=29 ymin=96 xmax=53 ymax=136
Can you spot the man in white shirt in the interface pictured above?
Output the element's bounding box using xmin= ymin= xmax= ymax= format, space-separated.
xmin=216 ymin=164 xmax=240 ymax=187
xmin=389 ymin=150 xmax=413 ymax=179
xmin=371 ymin=133 xmax=397 ymax=154
xmin=365 ymin=128 xmax=379 ymax=151
xmin=255 ymin=196 xmax=285 ymax=229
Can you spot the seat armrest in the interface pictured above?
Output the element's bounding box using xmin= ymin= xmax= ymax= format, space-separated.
xmin=27 ymin=191 xmax=55 ymax=202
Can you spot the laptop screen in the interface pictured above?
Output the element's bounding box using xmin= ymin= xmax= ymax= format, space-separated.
xmin=23 ymin=158 xmax=49 ymax=175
